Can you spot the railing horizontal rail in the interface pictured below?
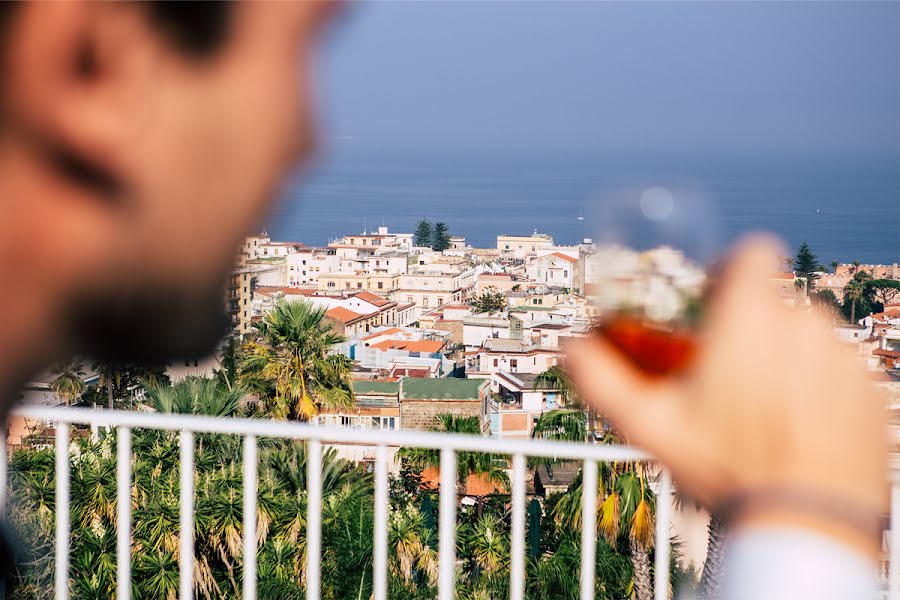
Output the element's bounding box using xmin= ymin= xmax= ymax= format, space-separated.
xmin=6 ymin=405 xmax=672 ymax=600
xmin=11 ymin=406 xmax=650 ymax=461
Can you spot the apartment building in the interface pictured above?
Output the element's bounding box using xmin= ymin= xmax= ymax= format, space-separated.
xmin=526 ymin=251 xmax=584 ymax=292
xmin=285 ymin=248 xmax=339 ymax=287
xmin=488 ymin=371 xmax=564 ymax=440
xmin=391 ymin=273 xmax=464 ymax=317
xmin=497 ymin=232 xmax=554 ymax=259
xmin=465 ymin=338 xmax=560 ymax=378
xmin=226 ymin=263 xmax=277 ymax=338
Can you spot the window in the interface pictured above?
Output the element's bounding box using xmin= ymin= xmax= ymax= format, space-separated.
xmin=407 ymin=296 xmax=414 ymax=303
xmin=194 ymin=360 xmax=199 ymax=367
xmin=422 ymin=298 xmax=429 ymax=309
xmin=357 ymin=282 xmax=363 ymax=289
xmin=328 ymin=282 xmax=335 ymax=288
xmin=184 ymin=360 xmax=190 ymax=367
xmin=378 ymin=281 xmax=384 ymax=289
xmin=493 ymin=359 xmax=498 ymax=367
xmin=504 ymin=245 xmax=510 ymax=250
xmin=510 ymin=359 xmax=518 ymax=371
xmin=564 ymin=270 xmax=568 ymax=278
xmin=438 ymin=298 xmax=443 ymax=306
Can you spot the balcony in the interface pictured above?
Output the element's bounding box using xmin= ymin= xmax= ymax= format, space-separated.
xmin=3 ymin=405 xmax=899 ymax=599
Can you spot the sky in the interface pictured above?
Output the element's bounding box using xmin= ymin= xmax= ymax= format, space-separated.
xmin=314 ymin=1 xmax=900 ymax=159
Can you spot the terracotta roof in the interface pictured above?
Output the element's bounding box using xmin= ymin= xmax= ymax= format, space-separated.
xmin=549 ymin=252 xmax=577 ymax=263
xmin=325 ymin=306 xmax=365 ymax=323
xmin=361 ymin=327 xmax=404 ymax=341
xmin=369 ymin=339 xmax=446 ymax=354
xmin=419 ymin=467 xmax=507 ymax=496
xmin=770 ymin=272 xmax=796 ymax=280
xmin=354 ymin=291 xmax=391 ymax=307
xmin=389 ymin=367 xmax=431 ymax=378
xmin=254 ymin=286 xmax=318 ymax=297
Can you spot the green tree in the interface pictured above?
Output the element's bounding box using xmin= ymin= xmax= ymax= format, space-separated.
xmin=92 ymin=361 xmax=125 ymax=410
xmin=431 ymin=222 xmax=451 ymax=252
xmin=844 ymin=278 xmax=864 ymax=324
xmin=793 ymin=242 xmax=820 ymax=292
xmin=868 ymin=279 xmax=900 ymax=307
xmin=238 ymin=299 xmax=353 ymax=420
xmin=144 ymin=376 xmax=245 ymax=417
xmin=830 ymin=260 xmax=839 ymax=273
xmin=50 ymin=359 xmax=86 ymax=406
xmin=414 ymin=220 xmax=433 ymax=248
xmin=468 ymin=286 xmax=508 ymax=314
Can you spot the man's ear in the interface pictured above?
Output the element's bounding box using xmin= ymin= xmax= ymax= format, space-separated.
xmin=4 ymin=1 xmax=156 ymax=191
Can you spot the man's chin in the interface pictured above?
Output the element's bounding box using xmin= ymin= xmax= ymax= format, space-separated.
xmin=66 ymin=286 xmax=229 ymax=364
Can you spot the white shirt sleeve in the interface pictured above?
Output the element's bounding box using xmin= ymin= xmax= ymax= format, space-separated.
xmin=721 ymin=526 xmax=879 ymax=600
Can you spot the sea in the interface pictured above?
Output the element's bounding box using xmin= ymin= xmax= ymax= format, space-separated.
xmin=266 ymin=148 xmax=900 ymax=265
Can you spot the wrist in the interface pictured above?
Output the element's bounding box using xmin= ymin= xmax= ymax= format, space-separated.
xmin=716 ymin=486 xmax=885 ymax=562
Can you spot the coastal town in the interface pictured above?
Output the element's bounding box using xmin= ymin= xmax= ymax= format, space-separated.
xmin=15 ymin=223 xmax=900 ymax=445
xmin=7 ymin=224 xmax=900 ymax=597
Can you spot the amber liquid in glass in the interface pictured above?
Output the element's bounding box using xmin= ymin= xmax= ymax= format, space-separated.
xmin=593 ymin=315 xmax=697 ymax=377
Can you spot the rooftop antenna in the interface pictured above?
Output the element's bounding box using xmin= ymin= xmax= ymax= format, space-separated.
xmin=363 ymin=216 xmax=367 ymax=235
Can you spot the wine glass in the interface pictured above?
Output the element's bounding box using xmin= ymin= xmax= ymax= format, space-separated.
xmin=584 ymin=184 xmax=721 ymax=376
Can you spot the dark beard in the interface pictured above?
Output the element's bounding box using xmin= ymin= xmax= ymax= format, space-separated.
xmin=65 ymin=278 xmax=228 ymax=364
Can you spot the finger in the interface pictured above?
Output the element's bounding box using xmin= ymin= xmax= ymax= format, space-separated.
xmin=566 ymin=337 xmax=687 ymax=448
xmin=706 ymin=234 xmax=786 ymax=327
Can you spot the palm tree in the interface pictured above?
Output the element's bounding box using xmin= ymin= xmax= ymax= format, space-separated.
xmin=50 ymin=359 xmax=86 ymax=406
xmin=92 ymin=360 xmax=124 ymax=409
xmin=551 ymin=459 xmax=656 ymax=600
xmin=239 ymin=299 xmax=353 ymax=420
xmin=531 ymin=409 xmax=587 ymax=443
xmin=399 ymin=414 xmax=509 ymax=497
xmin=845 ymin=278 xmax=864 ymax=324
xmin=535 ymin=365 xmax=576 ymax=408
xmin=830 ymin=260 xmax=839 ymax=274
xmin=143 ymin=376 xmax=244 ymax=417
xmin=851 ymin=260 xmax=861 ymax=275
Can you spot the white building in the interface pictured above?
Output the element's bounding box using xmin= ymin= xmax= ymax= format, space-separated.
xmin=497 ymin=232 xmax=555 ymax=259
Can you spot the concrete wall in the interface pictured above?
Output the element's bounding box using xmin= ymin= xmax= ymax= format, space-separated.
xmin=400 ymin=400 xmax=481 ymax=431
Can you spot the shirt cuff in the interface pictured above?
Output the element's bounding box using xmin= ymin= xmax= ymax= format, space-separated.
xmin=722 ymin=526 xmax=879 ymax=600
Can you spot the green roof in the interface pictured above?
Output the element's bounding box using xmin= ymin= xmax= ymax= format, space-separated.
xmin=401 ymin=378 xmax=486 ymax=400
xmin=352 ymin=381 xmax=400 ymax=396
xmin=509 ymin=305 xmax=554 ymax=312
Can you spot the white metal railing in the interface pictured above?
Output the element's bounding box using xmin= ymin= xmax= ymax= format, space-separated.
xmin=5 ymin=405 xmax=669 ymax=600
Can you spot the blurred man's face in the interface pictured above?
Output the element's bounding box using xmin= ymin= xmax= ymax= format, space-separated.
xmin=1 ymin=2 xmax=336 ymax=361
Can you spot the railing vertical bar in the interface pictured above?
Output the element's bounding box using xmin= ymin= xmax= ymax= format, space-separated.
xmin=654 ymin=470 xmax=672 ymax=600
xmin=179 ymin=431 xmax=194 ymax=600
xmin=438 ymin=447 xmax=457 ymax=600
xmin=510 ymin=453 xmax=526 ymax=600
xmin=373 ymin=445 xmax=389 ymax=600
xmin=0 ymin=428 xmax=7 ymax=516
xmin=306 ymin=440 xmax=322 ymax=600
xmin=55 ymin=423 xmax=70 ymax=600
xmin=243 ymin=435 xmax=258 ymax=600
xmin=890 ymin=480 xmax=900 ymax=600
xmin=116 ymin=427 xmax=132 ymax=600
xmin=579 ymin=459 xmax=597 ymax=600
